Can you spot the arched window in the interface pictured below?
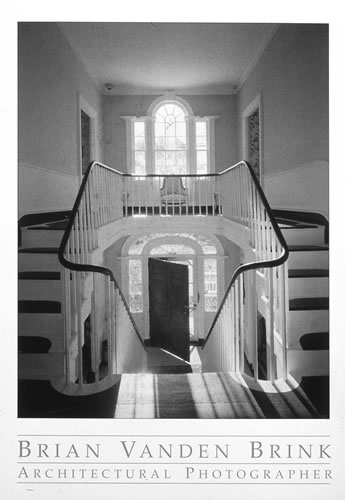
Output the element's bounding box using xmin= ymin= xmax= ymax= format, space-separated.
xmin=126 ymin=233 xmax=219 ymax=314
xmin=122 ymin=95 xmax=217 ymax=175
xmin=154 ymin=102 xmax=187 ymax=175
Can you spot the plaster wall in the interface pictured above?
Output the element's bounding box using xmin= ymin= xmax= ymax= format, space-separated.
xmin=237 ymin=24 xmax=328 ymax=215
xmin=18 ymin=22 xmax=104 ymax=216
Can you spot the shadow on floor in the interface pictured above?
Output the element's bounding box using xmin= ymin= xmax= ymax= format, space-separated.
xmin=299 ymin=376 xmax=329 ymax=418
xmin=18 ymin=379 xmax=121 ymax=418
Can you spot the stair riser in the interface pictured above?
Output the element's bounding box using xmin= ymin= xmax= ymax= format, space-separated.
xmin=287 ymin=350 xmax=329 ymax=381
xmin=289 ymin=277 xmax=329 ymax=299
xmin=281 ymin=227 xmax=324 ymax=246
xmin=288 ymin=310 xmax=329 ymax=347
xmin=18 ymin=280 xmax=62 ymax=301
xmin=288 ymin=251 xmax=329 ymax=270
xmin=18 ymin=314 xmax=64 ymax=350
xmin=19 ymin=253 xmax=61 ymax=272
xmin=21 ymin=229 xmax=64 ymax=248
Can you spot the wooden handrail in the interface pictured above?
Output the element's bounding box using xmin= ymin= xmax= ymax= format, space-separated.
xmin=201 ymin=160 xmax=289 ymax=350
xmin=58 ymin=159 xmax=288 ymax=359
xmin=58 ymin=160 xmax=146 ymax=350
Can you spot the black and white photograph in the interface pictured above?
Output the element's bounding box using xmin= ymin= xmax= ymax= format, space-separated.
xmin=2 ymin=4 xmax=345 ymax=499
xmin=17 ymin=21 xmax=329 ymax=420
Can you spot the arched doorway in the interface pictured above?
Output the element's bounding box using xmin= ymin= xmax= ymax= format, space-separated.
xmin=122 ymin=232 xmax=225 ymax=349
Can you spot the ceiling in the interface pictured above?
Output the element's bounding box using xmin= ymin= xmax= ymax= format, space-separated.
xmin=58 ymin=22 xmax=278 ymax=95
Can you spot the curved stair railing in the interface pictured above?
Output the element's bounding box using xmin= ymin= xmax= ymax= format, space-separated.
xmin=58 ymin=161 xmax=147 ymax=394
xmin=201 ymin=161 xmax=290 ymax=382
xmin=56 ymin=159 xmax=289 ymax=393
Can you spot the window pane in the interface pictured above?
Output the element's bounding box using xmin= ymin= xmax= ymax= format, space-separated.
xmin=154 ymin=102 xmax=187 ymax=174
xmin=155 ymin=122 xmax=165 ymax=136
xmin=204 ymin=259 xmax=217 ymax=312
xmin=166 ymin=137 xmax=176 ymax=149
xmin=155 ymin=136 xmax=165 ymax=150
xmin=197 ymin=151 xmax=207 ymax=166
xmin=129 ymin=259 xmax=143 ymax=313
xmin=176 ymin=136 xmax=186 ymax=149
xmin=134 ymin=121 xmax=145 ymax=137
xmin=135 ymin=137 xmax=145 ymax=150
xmin=176 ymin=122 xmax=186 ymax=136
xmin=177 ymin=151 xmax=186 ymax=166
xmin=155 ymin=151 xmax=165 ymax=165
xmin=166 ymin=124 xmax=176 ymax=137
xmin=196 ymin=121 xmax=207 ymax=136
xmin=196 ymin=135 xmax=207 ymax=149
xmin=134 ymin=151 xmax=145 ymax=175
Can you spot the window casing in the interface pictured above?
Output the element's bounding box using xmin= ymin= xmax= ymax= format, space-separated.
xmin=122 ymin=96 xmax=217 ymax=175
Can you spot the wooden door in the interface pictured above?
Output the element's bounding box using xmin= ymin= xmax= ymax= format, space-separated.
xmin=148 ymin=258 xmax=190 ymax=361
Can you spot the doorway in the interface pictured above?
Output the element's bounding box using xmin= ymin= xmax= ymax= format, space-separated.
xmin=81 ymin=109 xmax=91 ymax=175
xmin=148 ymin=258 xmax=190 ymax=361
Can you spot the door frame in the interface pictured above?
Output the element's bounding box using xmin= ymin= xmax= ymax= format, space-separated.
xmin=77 ymin=93 xmax=99 ymax=179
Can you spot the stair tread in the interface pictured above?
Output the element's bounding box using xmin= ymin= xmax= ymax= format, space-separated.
xmin=288 ymin=245 xmax=328 ymax=252
xmin=19 ymin=247 xmax=59 ymax=254
xmin=18 ymin=271 xmax=60 ymax=280
xmin=18 ymin=300 xmax=61 ymax=314
xmin=27 ymin=220 xmax=68 ymax=230
xmin=18 ymin=336 xmax=52 ymax=353
xmin=289 ymin=297 xmax=329 ymax=311
xmin=288 ymin=268 xmax=329 ymax=278
xmin=278 ymin=220 xmax=319 ymax=229
xmin=299 ymin=332 xmax=329 ymax=351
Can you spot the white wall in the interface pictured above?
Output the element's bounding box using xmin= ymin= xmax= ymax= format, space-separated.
xmin=18 ymin=22 xmax=104 ymax=217
xmin=103 ymin=94 xmax=238 ymax=173
xmin=237 ymin=24 xmax=329 ymax=216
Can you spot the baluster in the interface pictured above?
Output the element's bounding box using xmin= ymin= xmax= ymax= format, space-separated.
xmin=249 ymin=179 xmax=255 ymax=246
xmin=234 ymin=280 xmax=239 ymax=371
xmin=217 ymin=175 xmax=222 ymax=215
xmin=268 ymin=267 xmax=275 ymax=382
xmin=183 ymin=176 xmax=187 ymax=215
xmin=90 ymin=275 xmax=99 ymax=383
xmin=137 ymin=176 xmax=142 ymax=215
xmin=81 ymin=199 xmax=87 ymax=266
xmin=281 ymin=262 xmax=289 ymax=380
xmin=62 ymin=267 xmax=71 ymax=385
xmin=191 ymin=177 xmax=195 ymax=216
xmin=239 ymin=273 xmax=244 ymax=373
xmin=105 ymin=276 xmax=112 ymax=376
xmin=85 ymin=181 xmax=93 ymax=253
xmin=76 ymin=264 xmax=83 ymax=388
xmin=111 ymin=284 xmax=117 ymax=374
xmin=252 ymin=269 xmax=259 ymax=381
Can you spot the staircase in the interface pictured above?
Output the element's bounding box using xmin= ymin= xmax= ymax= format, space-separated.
xmin=18 ymin=217 xmax=68 ymax=382
xmin=277 ymin=213 xmax=329 ymax=417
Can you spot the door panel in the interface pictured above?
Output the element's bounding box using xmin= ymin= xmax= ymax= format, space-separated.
xmin=149 ymin=258 xmax=190 ymax=361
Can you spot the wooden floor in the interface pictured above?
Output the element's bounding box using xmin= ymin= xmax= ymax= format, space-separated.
xmin=18 ymin=348 xmax=324 ymax=419
xmin=114 ymin=370 xmax=318 ymax=419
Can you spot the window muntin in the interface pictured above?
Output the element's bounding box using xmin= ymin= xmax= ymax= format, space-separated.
xmin=154 ymin=103 xmax=187 ymax=175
